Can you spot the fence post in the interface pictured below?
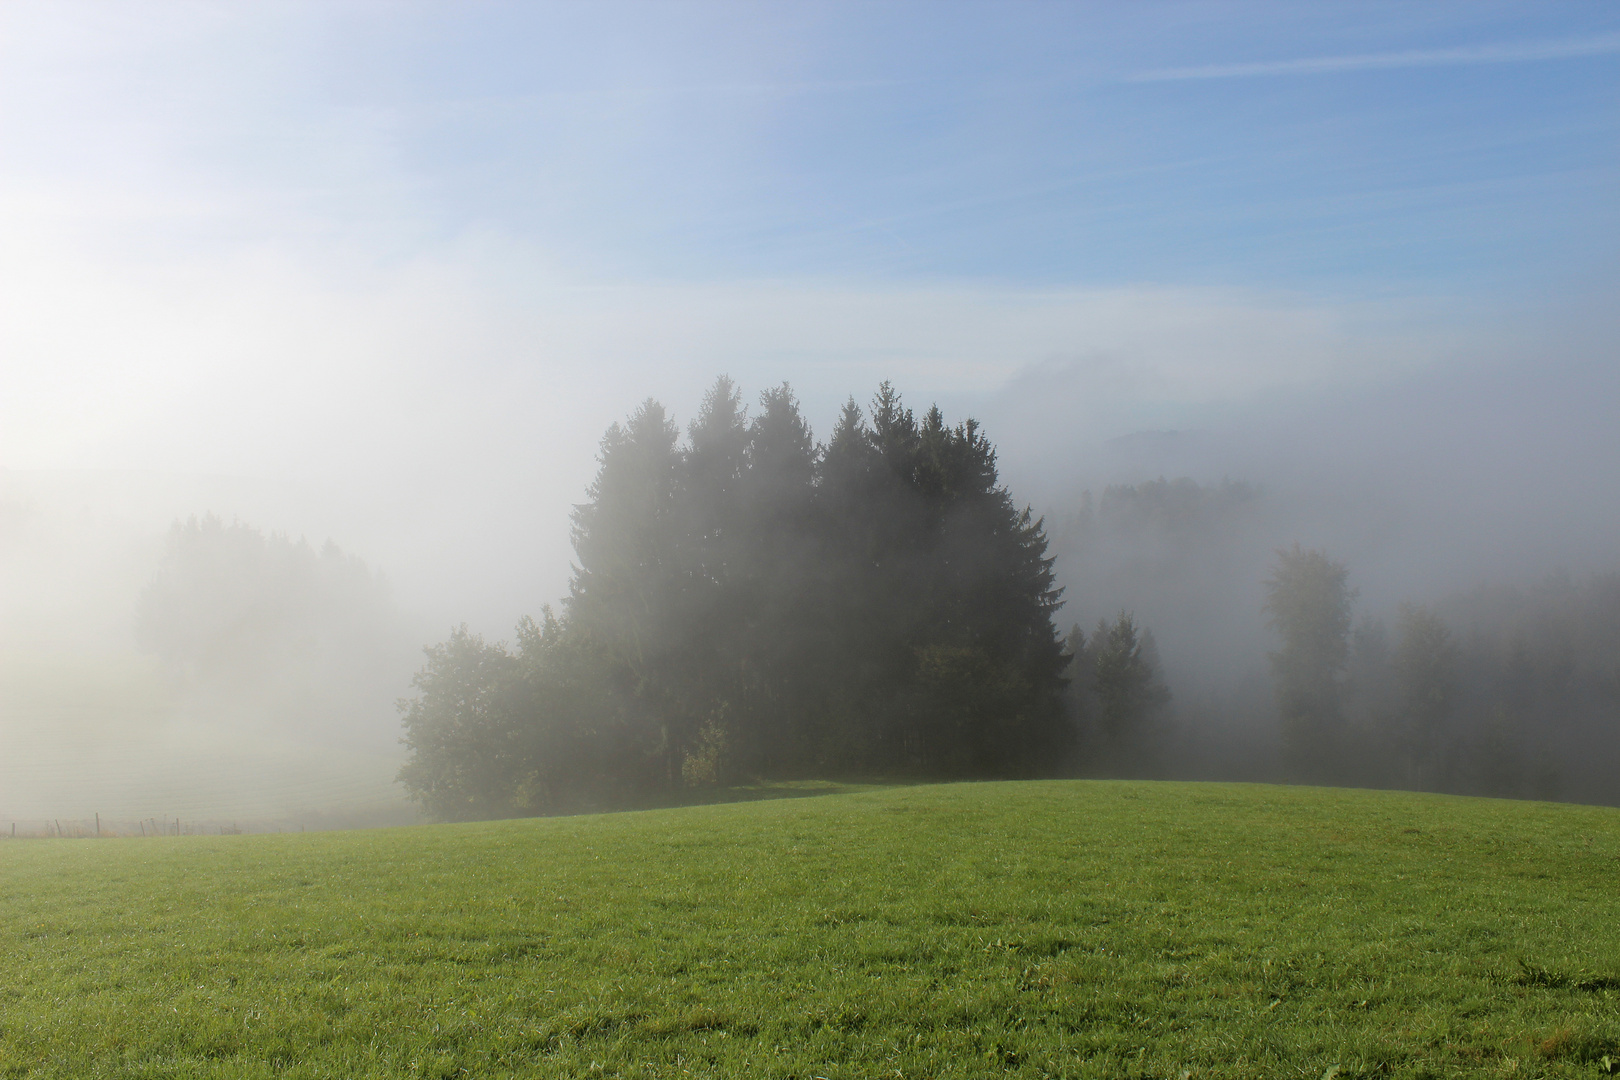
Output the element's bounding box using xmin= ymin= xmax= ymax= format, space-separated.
xmin=95 ymin=813 xmax=100 ymax=837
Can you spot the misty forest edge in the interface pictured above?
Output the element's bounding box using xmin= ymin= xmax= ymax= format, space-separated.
xmin=302 ymin=376 xmax=1614 ymax=821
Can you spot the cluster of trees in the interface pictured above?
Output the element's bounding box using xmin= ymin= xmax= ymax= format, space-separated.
xmin=1062 ymin=614 xmax=1172 ymax=773
xmin=395 ymin=386 xmax=1619 ymax=820
xmin=1262 ymin=545 xmax=1620 ymax=803
xmin=1049 ymin=476 xmax=1620 ymax=807
xmin=398 ymin=380 xmax=1171 ymax=819
xmin=399 ymin=379 xmax=1062 ymax=815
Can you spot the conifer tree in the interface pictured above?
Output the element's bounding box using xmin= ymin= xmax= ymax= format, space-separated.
xmin=1264 ymin=544 xmax=1354 ymax=779
xmin=1090 ymin=612 xmax=1171 ymax=754
xmin=566 ymin=399 xmax=690 ymax=782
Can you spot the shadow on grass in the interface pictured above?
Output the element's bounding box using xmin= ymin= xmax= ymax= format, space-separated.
xmin=615 ymin=778 xmax=905 ymax=814
xmin=1516 ymin=959 xmax=1620 ymax=992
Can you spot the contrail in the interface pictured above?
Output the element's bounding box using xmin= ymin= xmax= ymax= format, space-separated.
xmin=1132 ymin=34 xmax=1620 ymax=82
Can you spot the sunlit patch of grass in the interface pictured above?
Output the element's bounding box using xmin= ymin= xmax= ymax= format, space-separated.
xmin=1 ymin=779 xmax=1618 ymax=1078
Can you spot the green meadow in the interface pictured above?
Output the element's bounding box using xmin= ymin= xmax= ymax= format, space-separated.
xmin=2 ymin=780 xmax=1618 ymax=1079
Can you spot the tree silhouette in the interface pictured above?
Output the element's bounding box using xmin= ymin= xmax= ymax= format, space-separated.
xmin=1263 ymin=544 xmax=1353 ymax=780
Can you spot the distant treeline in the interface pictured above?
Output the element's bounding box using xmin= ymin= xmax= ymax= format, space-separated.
xmin=1271 ymin=552 xmax=1620 ymax=804
xmin=136 ymin=514 xmax=407 ymax=752
xmin=1051 ymin=479 xmax=1620 ymax=805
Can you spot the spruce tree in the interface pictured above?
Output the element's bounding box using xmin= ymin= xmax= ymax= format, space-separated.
xmin=566 ymin=399 xmax=691 ymax=783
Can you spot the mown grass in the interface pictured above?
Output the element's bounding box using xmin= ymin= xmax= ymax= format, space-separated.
xmin=2 ymin=780 xmax=1618 ymax=1079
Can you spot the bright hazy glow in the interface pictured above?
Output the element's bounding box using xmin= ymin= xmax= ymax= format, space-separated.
xmin=2 ymin=2 xmax=1616 ymax=825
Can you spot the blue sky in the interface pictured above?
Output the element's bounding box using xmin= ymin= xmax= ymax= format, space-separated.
xmin=369 ymin=1 xmax=1617 ymax=292
xmin=275 ymin=5 xmax=1614 ymax=277
xmin=12 ymin=2 xmax=1615 ymax=291
xmin=2 ymin=1 xmax=1618 ymax=622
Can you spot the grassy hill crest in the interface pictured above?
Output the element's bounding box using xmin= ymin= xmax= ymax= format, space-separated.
xmin=3 ymin=780 xmax=1618 ymax=1078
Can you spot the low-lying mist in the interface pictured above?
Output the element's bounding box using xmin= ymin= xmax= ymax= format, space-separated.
xmin=0 ymin=478 xmax=422 ymax=829
xmin=4 ymin=337 xmax=1618 ymax=825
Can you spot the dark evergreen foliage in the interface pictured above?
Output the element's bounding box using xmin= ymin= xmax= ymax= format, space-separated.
xmin=398 ymin=440 xmax=1620 ymax=819
xmin=399 ymin=380 xmax=1072 ymax=818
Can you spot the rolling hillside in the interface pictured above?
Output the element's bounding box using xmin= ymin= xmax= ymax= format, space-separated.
xmin=2 ymin=780 xmax=1617 ymax=1078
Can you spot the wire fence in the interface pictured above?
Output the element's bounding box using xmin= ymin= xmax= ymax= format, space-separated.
xmin=1 ymin=764 xmax=420 ymax=838
xmin=4 ymin=802 xmax=419 ymax=839
xmin=0 ymin=727 xmax=420 ymax=836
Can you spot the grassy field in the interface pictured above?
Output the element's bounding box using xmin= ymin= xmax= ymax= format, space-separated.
xmin=2 ymin=780 xmax=1618 ymax=1079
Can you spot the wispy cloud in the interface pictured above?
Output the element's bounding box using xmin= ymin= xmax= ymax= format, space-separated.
xmin=1132 ymin=34 xmax=1620 ymax=82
